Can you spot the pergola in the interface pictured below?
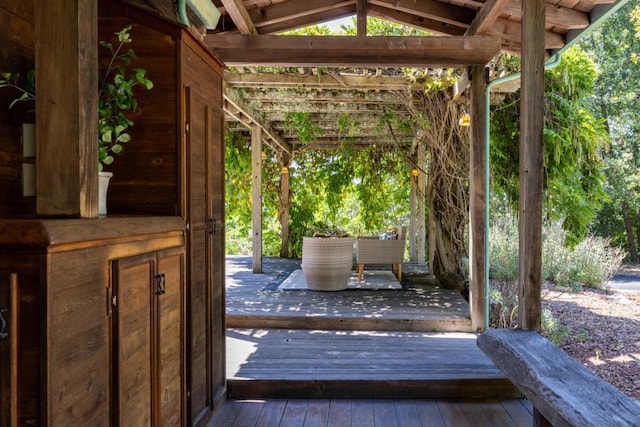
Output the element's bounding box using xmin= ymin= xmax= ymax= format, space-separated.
xmin=0 ymin=0 xmax=631 ymax=425
xmin=203 ymin=0 xmax=626 ymax=331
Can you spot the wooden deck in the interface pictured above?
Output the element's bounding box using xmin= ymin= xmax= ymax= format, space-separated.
xmin=226 ymin=256 xmax=473 ymax=332
xmin=206 ymin=398 xmax=533 ymax=427
xmin=222 ymin=256 xmax=527 ymax=426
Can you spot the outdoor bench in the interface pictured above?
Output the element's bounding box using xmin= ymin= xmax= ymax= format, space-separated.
xmin=477 ymin=328 xmax=640 ymax=427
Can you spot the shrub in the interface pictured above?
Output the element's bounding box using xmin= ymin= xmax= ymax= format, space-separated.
xmin=489 ymin=212 xmax=626 ymax=288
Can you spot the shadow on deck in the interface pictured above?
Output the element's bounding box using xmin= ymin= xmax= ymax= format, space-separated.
xmin=225 ymin=256 xmax=472 ymax=333
xmin=221 ymin=256 xmax=524 ymax=426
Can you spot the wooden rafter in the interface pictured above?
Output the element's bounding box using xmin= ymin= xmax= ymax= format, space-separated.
xmin=367 ymin=5 xmax=466 ymax=36
xmin=224 ymin=72 xmax=431 ymax=91
xmin=466 ymin=0 xmax=510 ymax=36
xmin=224 ymin=86 xmax=292 ymax=154
xmin=503 ymin=0 xmax=589 ymax=30
xmin=219 ymin=0 xmax=257 ymax=34
xmin=205 ymin=35 xmax=502 ymax=67
xmin=369 ymin=0 xmax=474 ymax=28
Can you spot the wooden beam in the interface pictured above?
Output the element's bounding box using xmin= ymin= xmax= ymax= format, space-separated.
xmin=465 ymin=0 xmax=510 ymax=36
xmin=220 ymin=0 xmax=258 ymax=34
xmin=518 ymin=0 xmax=545 ymax=331
xmin=452 ymin=69 xmax=470 ymax=100
xmin=409 ymin=160 xmax=418 ymax=262
xmin=417 ymin=143 xmax=426 ymax=265
xmin=224 ymin=72 xmax=431 ymax=90
xmin=369 ymin=0 xmax=474 ymax=28
xmin=469 ymin=65 xmax=487 ymax=332
xmin=248 ymin=0 xmax=352 ymax=30
xmin=35 ymin=0 xmax=98 ymax=217
xmin=223 ymin=86 xmax=292 ymax=154
xmin=503 ymin=0 xmax=589 ymax=30
xmin=367 ymin=5 xmax=466 ymax=36
xmin=357 ymin=0 xmax=367 ymax=37
xmin=205 ymin=35 xmax=502 ymax=67
xmin=252 ymin=124 xmax=263 ymax=274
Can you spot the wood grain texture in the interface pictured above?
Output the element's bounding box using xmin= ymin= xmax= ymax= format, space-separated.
xmin=251 ymin=124 xmax=263 ymax=273
xmin=469 ymin=65 xmax=487 ymax=332
xmin=35 ymin=0 xmax=98 ymax=217
xmin=478 ymin=329 xmax=640 ymax=427
xmin=518 ymin=0 xmax=546 ymax=331
xmin=206 ymin=398 xmax=532 ymax=427
xmin=226 ymin=328 xmax=519 ymax=400
xmin=206 ymin=35 xmax=502 ymax=68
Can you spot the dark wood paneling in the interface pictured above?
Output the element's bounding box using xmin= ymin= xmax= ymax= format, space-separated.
xmin=98 ymin=12 xmax=179 ymax=216
xmin=0 ymin=252 xmax=40 ymax=426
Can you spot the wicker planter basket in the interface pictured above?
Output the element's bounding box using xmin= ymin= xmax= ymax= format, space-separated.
xmin=301 ymin=236 xmax=353 ymax=291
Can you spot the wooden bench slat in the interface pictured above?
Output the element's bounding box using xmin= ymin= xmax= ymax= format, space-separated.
xmin=477 ymin=329 xmax=640 ymax=427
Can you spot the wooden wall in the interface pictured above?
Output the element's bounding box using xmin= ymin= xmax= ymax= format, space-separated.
xmin=0 ymin=0 xmax=35 ymax=217
xmin=98 ymin=8 xmax=182 ymax=216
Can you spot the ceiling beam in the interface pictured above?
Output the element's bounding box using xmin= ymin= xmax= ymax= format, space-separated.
xmin=369 ymin=0 xmax=474 ymax=28
xmin=205 ymin=35 xmax=502 ymax=67
xmin=367 ymin=5 xmax=466 ymax=36
xmin=466 ymin=0 xmax=510 ymax=36
xmin=219 ymin=0 xmax=258 ymax=34
xmin=503 ymin=0 xmax=589 ymax=30
xmin=357 ymin=0 xmax=367 ymax=36
xmin=223 ymin=86 xmax=292 ymax=154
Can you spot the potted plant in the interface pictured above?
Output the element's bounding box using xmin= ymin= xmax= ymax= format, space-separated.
xmin=301 ymin=228 xmax=353 ymax=291
xmin=0 ymin=25 xmax=153 ymax=215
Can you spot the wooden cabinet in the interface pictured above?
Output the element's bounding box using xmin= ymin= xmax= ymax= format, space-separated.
xmin=0 ymin=217 xmax=185 ymax=426
xmin=98 ymin=4 xmax=227 ymax=424
xmin=112 ymin=248 xmax=184 ymax=427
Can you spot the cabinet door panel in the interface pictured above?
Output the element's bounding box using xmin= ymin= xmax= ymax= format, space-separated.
xmin=185 ymin=86 xmax=213 ymax=424
xmin=158 ymin=248 xmax=185 ymax=426
xmin=113 ymin=254 xmax=155 ymax=427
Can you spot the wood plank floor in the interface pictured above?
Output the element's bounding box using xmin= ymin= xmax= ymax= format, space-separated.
xmin=227 ymin=328 xmax=519 ymax=400
xmin=206 ymin=398 xmax=533 ymax=427
xmin=226 ymin=256 xmax=472 ymax=332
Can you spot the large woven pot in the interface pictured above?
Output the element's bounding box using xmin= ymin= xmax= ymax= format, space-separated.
xmin=301 ymin=237 xmax=353 ymax=291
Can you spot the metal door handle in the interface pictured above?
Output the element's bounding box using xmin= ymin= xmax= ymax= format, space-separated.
xmin=155 ymin=273 xmax=166 ymax=295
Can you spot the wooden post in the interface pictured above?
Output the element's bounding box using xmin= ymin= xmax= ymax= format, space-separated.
xmin=417 ymin=143 xmax=427 ymax=265
xmin=279 ymin=153 xmax=291 ymax=258
xmin=469 ymin=65 xmax=487 ymax=331
xmin=518 ymin=0 xmax=545 ymax=331
xmin=409 ymin=164 xmax=418 ymax=263
xmin=357 ymin=0 xmax=367 ymax=37
xmin=252 ymin=124 xmax=263 ymax=273
xmin=35 ymin=1 xmax=98 ymax=217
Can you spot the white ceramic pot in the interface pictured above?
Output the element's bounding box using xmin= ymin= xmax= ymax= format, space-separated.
xmin=98 ymin=171 xmax=113 ymax=216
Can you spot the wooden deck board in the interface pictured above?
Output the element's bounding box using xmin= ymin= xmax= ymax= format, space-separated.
xmin=226 ymin=256 xmax=472 ymax=332
xmin=227 ymin=328 xmax=519 ymax=400
xmin=206 ymin=398 xmax=532 ymax=426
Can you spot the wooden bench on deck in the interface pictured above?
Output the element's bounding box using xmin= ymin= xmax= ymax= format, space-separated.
xmin=478 ymin=329 xmax=640 ymax=426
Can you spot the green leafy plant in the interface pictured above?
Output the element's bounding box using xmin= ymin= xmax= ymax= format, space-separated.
xmin=0 ymin=25 xmax=153 ymax=171
xmin=98 ymin=25 xmax=153 ymax=171
xmin=0 ymin=70 xmax=35 ymax=108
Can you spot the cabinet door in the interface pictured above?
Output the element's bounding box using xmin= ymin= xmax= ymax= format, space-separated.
xmin=157 ymin=248 xmax=185 ymax=426
xmin=0 ymin=273 xmax=17 ymax=427
xmin=113 ymin=254 xmax=155 ymax=427
xmin=185 ymin=86 xmax=213 ymax=425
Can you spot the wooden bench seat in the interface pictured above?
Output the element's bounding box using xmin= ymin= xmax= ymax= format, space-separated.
xmin=477 ymin=329 xmax=640 ymax=427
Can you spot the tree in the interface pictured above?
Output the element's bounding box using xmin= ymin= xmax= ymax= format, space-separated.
xmin=580 ymin=1 xmax=640 ymax=262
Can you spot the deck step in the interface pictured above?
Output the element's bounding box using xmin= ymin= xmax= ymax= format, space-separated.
xmin=226 ymin=328 xmax=519 ymax=400
xmin=226 ymin=313 xmax=473 ymax=333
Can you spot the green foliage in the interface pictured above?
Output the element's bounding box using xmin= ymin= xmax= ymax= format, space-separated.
xmin=98 ymin=25 xmax=153 ymax=171
xmin=284 ymin=112 xmax=323 ymax=144
xmin=579 ymin=3 xmax=640 ymax=260
xmin=541 ymin=308 xmax=571 ymax=346
xmin=489 ymin=207 xmax=626 ymax=288
xmin=490 ymin=48 xmax=609 ymax=245
xmin=224 ymin=128 xmax=411 ymax=256
xmin=0 ymin=70 xmax=35 ymax=108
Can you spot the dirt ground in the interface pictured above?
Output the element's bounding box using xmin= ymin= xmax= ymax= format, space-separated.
xmin=542 ymin=277 xmax=640 ymax=401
